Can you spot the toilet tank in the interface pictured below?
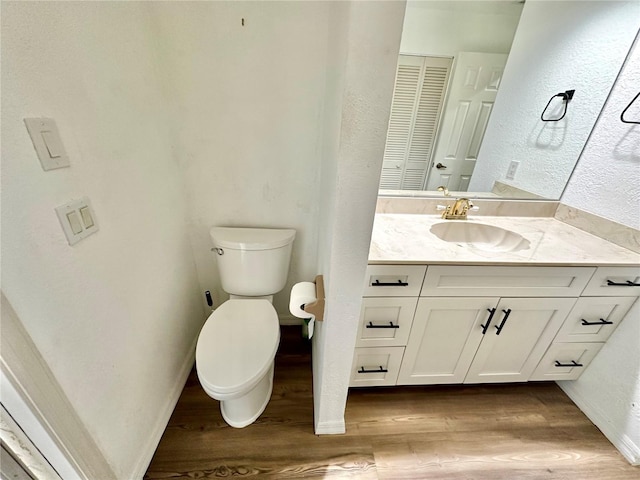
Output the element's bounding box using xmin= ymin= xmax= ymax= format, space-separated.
xmin=210 ymin=227 xmax=296 ymax=296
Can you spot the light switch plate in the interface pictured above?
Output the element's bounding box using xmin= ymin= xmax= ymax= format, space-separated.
xmin=24 ymin=118 xmax=70 ymax=171
xmin=55 ymin=197 xmax=99 ymax=246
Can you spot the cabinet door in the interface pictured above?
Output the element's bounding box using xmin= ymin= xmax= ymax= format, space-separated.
xmin=356 ymin=297 xmax=418 ymax=347
xmin=464 ymin=297 xmax=576 ymax=383
xmin=397 ymin=297 xmax=499 ymax=385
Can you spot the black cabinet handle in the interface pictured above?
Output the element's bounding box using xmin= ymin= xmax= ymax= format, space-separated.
xmin=606 ymin=279 xmax=640 ymax=286
xmin=581 ymin=318 xmax=614 ymax=326
xmin=371 ymin=279 xmax=409 ymax=287
xmin=358 ymin=366 xmax=388 ymax=374
xmin=365 ymin=321 xmax=399 ymax=329
xmin=481 ymin=308 xmax=497 ymax=335
xmin=495 ymin=309 xmax=511 ymax=335
xmin=554 ymin=360 xmax=583 ymax=368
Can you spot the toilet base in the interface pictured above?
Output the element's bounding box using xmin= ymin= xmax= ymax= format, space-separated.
xmin=219 ymin=363 xmax=274 ymax=428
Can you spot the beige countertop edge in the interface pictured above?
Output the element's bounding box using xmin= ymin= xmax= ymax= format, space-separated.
xmin=367 ymin=259 xmax=640 ymax=267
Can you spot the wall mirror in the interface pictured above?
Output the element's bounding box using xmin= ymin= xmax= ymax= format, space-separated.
xmin=378 ymin=0 xmax=638 ymax=201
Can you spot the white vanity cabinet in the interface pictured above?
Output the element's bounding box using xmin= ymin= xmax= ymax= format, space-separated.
xmin=350 ymin=265 xmax=425 ymax=387
xmin=351 ymin=264 xmax=639 ymax=388
xmin=398 ymin=296 xmax=577 ymax=384
xmin=399 ymin=265 xmax=582 ymax=385
xmin=530 ymin=267 xmax=639 ymax=381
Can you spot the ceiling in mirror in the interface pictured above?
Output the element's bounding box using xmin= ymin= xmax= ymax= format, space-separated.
xmin=379 ymin=0 xmax=639 ymax=201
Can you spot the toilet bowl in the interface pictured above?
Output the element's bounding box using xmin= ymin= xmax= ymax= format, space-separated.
xmin=196 ymin=299 xmax=280 ymax=428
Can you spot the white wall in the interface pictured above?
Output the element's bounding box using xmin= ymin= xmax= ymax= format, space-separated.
xmin=558 ymin=35 xmax=640 ymax=465
xmin=312 ymin=0 xmax=406 ymax=433
xmin=401 ymin=0 xmax=522 ymax=57
xmin=148 ymin=1 xmax=331 ymax=318
xmin=470 ymin=0 xmax=639 ymax=199
xmin=561 ymin=40 xmax=640 ymax=231
xmin=1 ymin=2 xmax=203 ymax=478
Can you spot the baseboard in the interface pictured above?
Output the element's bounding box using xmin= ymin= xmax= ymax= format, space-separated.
xmin=279 ymin=313 xmax=303 ymax=326
xmin=558 ymin=381 xmax=640 ymax=465
xmin=130 ymin=337 xmax=198 ymax=479
xmin=314 ymin=419 xmax=346 ymax=435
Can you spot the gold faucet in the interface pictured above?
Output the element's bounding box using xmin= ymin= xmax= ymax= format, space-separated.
xmin=437 ymin=186 xmax=474 ymax=220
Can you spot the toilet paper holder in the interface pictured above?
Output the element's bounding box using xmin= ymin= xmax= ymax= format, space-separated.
xmin=301 ymin=275 xmax=325 ymax=322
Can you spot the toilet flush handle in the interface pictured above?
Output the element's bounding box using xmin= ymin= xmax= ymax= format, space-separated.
xmin=211 ymin=247 xmax=224 ymax=255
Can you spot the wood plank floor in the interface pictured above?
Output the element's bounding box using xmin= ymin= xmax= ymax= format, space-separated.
xmin=145 ymin=326 xmax=637 ymax=479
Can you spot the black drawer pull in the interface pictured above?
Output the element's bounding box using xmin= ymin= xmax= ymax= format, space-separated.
xmin=495 ymin=309 xmax=511 ymax=335
xmin=581 ymin=318 xmax=614 ymax=326
xmin=606 ymin=279 xmax=640 ymax=286
xmin=358 ymin=366 xmax=388 ymax=374
xmin=481 ymin=308 xmax=497 ymax=335
xmin=554 ymin=360 xmax=583 ymax=368
xmin=371 ymin=279 xmax=409 ymax=287
xmin=366 ymin=321 xmax=399 ymax=329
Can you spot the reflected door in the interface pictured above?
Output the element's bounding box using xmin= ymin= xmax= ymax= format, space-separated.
xmin=426 ymin=52 xmax=508 ymax=192
xmin=379 ymin=55 xmax=452 ymax=190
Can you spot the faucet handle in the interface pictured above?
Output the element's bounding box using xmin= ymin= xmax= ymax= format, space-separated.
xmin=437 ymin=186 xmax=451 ymax=197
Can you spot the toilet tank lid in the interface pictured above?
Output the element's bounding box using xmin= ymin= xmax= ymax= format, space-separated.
xmin=210 ymin=227 xmax=296 ymax=251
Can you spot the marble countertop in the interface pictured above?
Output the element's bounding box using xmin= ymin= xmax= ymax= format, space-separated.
xmin=369 ymin=214 xmax=640 ymax=266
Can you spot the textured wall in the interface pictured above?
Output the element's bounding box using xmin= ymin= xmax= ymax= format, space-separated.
xmin=148 ymin=1 xmax=330 ymax=318
xmin=558 ymin=36 xmax=640 ymax=464
xmin=470 ymin=0 xmax=638 ymax=199
xmin=561 ymin=40 xmax=640 ymax=230
xmin=1 ymin=2 xmax=203 ymax=477
xmin=312 ymin=0 xmax=406 ymax=433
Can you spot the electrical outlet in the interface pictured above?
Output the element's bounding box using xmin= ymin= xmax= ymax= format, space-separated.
xmin=506 ymin=160 xmax=520 ymax=180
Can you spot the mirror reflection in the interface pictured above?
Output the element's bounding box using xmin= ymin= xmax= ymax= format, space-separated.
xmin=379 ymin=0 xmax=637 ymax=201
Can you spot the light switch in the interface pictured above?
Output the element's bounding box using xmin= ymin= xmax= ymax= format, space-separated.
xmin=24 ymin=118 xmax=70 ymax=171
xmin=79 ymin=206 xmax=94 ymax=228
xmin=66 ymin=211 xmax=83 ymax=234
xmin=55 ymin=197 xmax=99 ymax=246
xmin=41 ymin=130 xmax=64 ymax=158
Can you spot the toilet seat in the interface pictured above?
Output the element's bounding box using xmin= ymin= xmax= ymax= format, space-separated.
xmin=196 ymin=299 xmax=280 ymax=397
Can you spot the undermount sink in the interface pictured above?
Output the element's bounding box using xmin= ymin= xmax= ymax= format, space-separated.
xmin=430 ymin=222 xmax=530 ymax=253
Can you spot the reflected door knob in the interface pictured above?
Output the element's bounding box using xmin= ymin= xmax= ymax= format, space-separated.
xmin=435 ymin=162 xmax=447 ymax=169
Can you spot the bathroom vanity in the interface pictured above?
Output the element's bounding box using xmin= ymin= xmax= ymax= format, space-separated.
xmin=350 ymin=214 xmax=640 ymax=388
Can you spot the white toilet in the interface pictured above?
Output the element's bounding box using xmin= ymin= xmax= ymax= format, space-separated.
xmin=195 ymin=226 xmax=296 ymax=428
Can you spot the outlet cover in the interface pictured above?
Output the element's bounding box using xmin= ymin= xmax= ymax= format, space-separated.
xmin=506 ymin=160 xmax=520 ymax=180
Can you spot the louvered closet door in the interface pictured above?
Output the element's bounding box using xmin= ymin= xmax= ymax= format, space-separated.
xmin=380 ymin=55 xmax=452 ymax=190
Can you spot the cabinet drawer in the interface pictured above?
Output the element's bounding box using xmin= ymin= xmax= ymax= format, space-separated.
xmin=555 ymin=296 xmax=636 ymax=343
xmin=356 ymin=297 xmax=418 ymax=347
xmin=363 ymin=265 xmax=427 ymax=297
xmin=421 ymin=266 xmax=595 ymax=297
xmin=530 ymin=343 xmax=603 ymax=381
xmin=581 ymin=266 xmax=640 ymax=296
xmin=350 ymin=347 xmax=404 ymax=387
